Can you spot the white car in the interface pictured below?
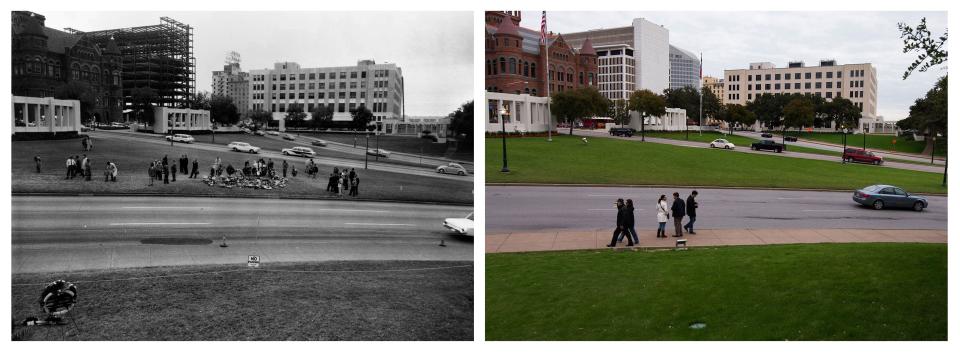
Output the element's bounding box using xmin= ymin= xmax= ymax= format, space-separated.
xmin=709 ymin=138 xmax=735 ymax=150
xmin=443 ymin=212 xmax=474 ymax=237
xmin=311 ymin=139 xmax=328 ymax=147
xmin=437 ymin=162 xmax=468 ymax=176
xmin=281 ymin=146 xmax=316 ymax=157
xmin=165 ymin=134 xmax=195 ymax=143
xmin=267 ymin=131 xmax=280 ymax=136
xmin=367 ymin=148 xmax=391 ymax=158
xmin=227 ymin=141 xmax=260 ymax=154
xmin=282 ymin=133 xmax=296 ymax=141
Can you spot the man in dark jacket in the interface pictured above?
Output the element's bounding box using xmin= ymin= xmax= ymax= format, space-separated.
xmin=671 ymin=192 xmax=686 ymax=237
xmin=606 ymin=199 xmax=634 ymax=247
xmin=685 ymin=191 xmax=699 ymax=235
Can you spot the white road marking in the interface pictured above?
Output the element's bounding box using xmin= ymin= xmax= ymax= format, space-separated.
xmin=110 ymin=222 xmax=211 ymax=226
xmin=122 ymin=206 xmax=207 ymax=209
xmin=801 ymin=210 xmax=856 ymax=212
xmin=344 ymin=223 xmax=415 ymax=227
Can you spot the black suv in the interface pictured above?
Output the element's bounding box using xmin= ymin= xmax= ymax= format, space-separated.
xmin=609 ymin=127 xmax=635 ymax=137
xmin=784 ymin=136 xmax=798 ymax=142
xmin=751 ymin=139 xmax=786 ymax=153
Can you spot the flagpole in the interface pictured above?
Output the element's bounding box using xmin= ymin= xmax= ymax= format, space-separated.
xmin=544 ymin=11 xmax=552 ymax=142
xmin=699 ymin=51 xmax=703 ymax=136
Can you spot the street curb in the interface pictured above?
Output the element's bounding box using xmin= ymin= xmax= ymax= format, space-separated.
xmin=11 ymin=191 xmax=473 ymax=207
xmin=485 ymin=183 xmax=948 ymax=197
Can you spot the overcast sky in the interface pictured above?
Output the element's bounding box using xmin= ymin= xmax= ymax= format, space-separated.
xmin=523 ymin=11 xmax=947 ymax=120
xmin=43 ymin=11 xmax=473 ymax=116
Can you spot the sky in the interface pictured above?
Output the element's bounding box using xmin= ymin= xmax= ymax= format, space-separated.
xmin=522 ymin=11 xmax=948 ymax=121
xmin=42 ymin=11 xmax=474 ymax=117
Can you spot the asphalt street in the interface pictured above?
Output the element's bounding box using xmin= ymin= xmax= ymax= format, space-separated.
xmin=283 ymin=133 xmax=474 ymax=170
xmin=12 ymin=196 xmax=473 ymax=273
xmin=486 ymin=185 xmax=947 ymax=233
xmin=90 ymin=130 xmax=473 ymax=182
xmin=572 ymin=129 xmax=942 ymax=173
xmin=730 ymin=130 xmax=945 ymax=165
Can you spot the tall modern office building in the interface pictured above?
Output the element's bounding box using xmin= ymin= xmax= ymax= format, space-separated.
xmin=565 ymin=17 xmax=670 ymax=95
xmin=248 ymin=59 xmax=404 ymax=133
xmin=669 ymin=45 xmax=700 ymax=90
xmin=723 ymin=60 xmax=877 ymax=119
xmin=594 ymin=44 xmax=635 ymax=100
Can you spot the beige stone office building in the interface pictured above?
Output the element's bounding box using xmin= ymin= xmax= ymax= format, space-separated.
xmin=701 ymin=76 xmax=725 ymax=105
xmin=723 ymin=60 xmax=877 ymax=119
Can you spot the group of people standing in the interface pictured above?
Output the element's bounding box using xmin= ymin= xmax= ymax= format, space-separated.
xmin=607 ymin=190 xmax=699 ymax=247
xmin=326 ymin=167 xmax=360 ymax=197
xmin=61 ymin=154 xmax=118 ymax=182
xmin=149 ymin=155 xmax=199 ymax=186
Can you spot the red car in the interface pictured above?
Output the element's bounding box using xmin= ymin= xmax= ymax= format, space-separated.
xmin=843 ymin=148 xmax=883 ymax=165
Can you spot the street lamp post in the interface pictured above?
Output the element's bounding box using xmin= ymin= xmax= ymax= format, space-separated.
xmin=364 ymin=134 xmax=369 ymax=170
xmin=500 ymin=107 xmax=509 ymax=173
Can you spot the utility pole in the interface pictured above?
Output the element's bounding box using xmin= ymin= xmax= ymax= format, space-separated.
xmin=500 ymin=108 xmax=509 ymax=173
xmin=364 ymin=134 xmax=369 ymax=170
xmin=699 ymin=51 xmax=703 ymax=136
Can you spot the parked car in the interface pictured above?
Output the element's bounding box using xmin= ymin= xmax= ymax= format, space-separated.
xmin=784 ymin=136 xmax=798 ymax=142
xmin=311 ymin=139 xmax=328 ymax=147
xmin=843 ymin=148 xmax=883 ymax=165
xmin=240 ymin=128 xmax=252 ymax=134
xmin=165 ymin=134 xmax=195 ymax=143
xmin=750 ymin=139 xmax=785 ymax=153
xmin=761 ymin=132 xmax=774 ymax=138
xmin=267 ymin=131 xmax=280 ymax=136
xmin=281 ymin=146 xmax=316 ymax=157
xmin=709 ymin=138 xmax=735 ymax=150
xmin=227 ymin=141 xmax=260 ymax=154
xmin=443 ymin=212 xmax=474 ymax=237
xmin=853 ymin=184 xmax=927 ymax=211
xmin=609 ymin=127 xmax=634 ymax=137
xmin=367 ymin=148 xmax=391 ymax=158
xmin=437 ymin=162 xmax=469 ymax=176
xmin=254 ymin=130 xmax=266 ymax=136
xmin=282 ymin=133 xmax=296 ymax=141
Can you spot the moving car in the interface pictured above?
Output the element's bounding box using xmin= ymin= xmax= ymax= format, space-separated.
xmin=311 ymin=139 xmax=328 ymax=147
xmin=843 ymin=148 xmax=883 ymax=165
xmin=240 ymin=128 xmax=252 ymax=134
xmin=281 ymin=146 xmax=316 ymax=157
xmin=254 ymin=130 xmax=266 ymax=136
xmin=853 ymin=184 xmax=927 ymax=211
xmin=367 ymin=148 xmax=391 ymax=158
xmin=761 ymin=132 xmax=774 ymax=138
xmin=443 ymin=212 xmax=474 ymax=237
xmin=437 ymin=162 xmax=469 ymax=176
xmin=609 ymin=127 xmax=634 ymax=137
xmin=709 ymin=138 xmax=735 ymax=149
xmin=165 ymin=134 xmax=195 ymax=143
xmin=784 ymin=136 xmax=798 ymax=142
xmin=227 ymin=141 xmax=260 ymax=154
xmin=267 ymin=131 xmax=280 ymax=136
xmin=282 ymin=133 xmax=296 ymax=141
xmin=750 ymin=139 xmax=785 ymax=153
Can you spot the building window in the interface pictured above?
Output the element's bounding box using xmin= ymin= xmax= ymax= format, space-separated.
xmin=531 ymin=63 xmax=537 ymax=78
xmin=815 ymin=72 xmax=822 ymax=79
xmin=523 ymin=62 xmax=529 ymax=76
xmin=350 ymin=72 xmax=357 ymax=79
xmin=765 ymin=74 xmax=771 ymax=80
xmin=805 ymin=72 xmax=811 ymax=79
xmin=499 ymin=57 xmax=506 ymax=73
xmin=826 ymin=71 xmax=833 ymax=78
xmin=509 ymin=58 xmax=517 ymax=74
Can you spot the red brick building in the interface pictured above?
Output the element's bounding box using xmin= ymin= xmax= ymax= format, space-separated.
xmin=484 ymin=11 xmax=598 ymax=97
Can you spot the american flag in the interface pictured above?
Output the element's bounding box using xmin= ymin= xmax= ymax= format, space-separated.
xmin=540 ymin=11 xmax=547 ymax=45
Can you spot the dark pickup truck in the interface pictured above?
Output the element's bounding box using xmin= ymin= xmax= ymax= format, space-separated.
xmin=751 ymin=139 xmax=786 ymax=153
xmin=609 ymin=127 xmax=635 ymax=137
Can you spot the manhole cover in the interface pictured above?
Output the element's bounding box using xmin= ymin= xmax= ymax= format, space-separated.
xmin=689 ymin=322 xmax=707 ymax=329
xmin=141 ymin=238 xmax=213 ymax=245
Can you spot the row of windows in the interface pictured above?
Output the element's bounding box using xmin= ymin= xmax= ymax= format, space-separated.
xmin=257 ymin=91 xmax=370 ymax=100
xmin=486 ymin=86 xmax=540 ymax=96
xmin=733 ymin=80 xmax=867 ymax=91
xmin=250 ymin=70 xmax=395 ymax=82
xmin=486 ymin=57 xmax=538 ymax=79
xmin=732 ymin=91 xmax=866 ymax=105
xmin=14 ymin=58 xmax=121 ymax=86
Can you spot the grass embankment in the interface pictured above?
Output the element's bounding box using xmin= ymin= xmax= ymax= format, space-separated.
xmin=486 ymin=243 xmax=946 ymax=340
xmin=485 ymin=136 xmax=946 ymax=194
xmin=12 ymin=261 xmax=473 ymax=340
xmin=296 ymin=132 xmax=474 ymax=162
xmin=14 ymin=136 xmax=472 ymax=204
xmin=780 ymin=131 xmax=946 ymax=157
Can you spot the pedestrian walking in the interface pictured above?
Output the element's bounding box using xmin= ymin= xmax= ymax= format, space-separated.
xmin=34 ymin=155 xmax=42 ymax=173
xmin=82 ymin=155 xmax=92 ymax=181
xmin=350 ymin=177 xmax=359 ymax=196
xmin=148 ymin=161 xmax=155 ymax=186
xmin=671 ymin=192 xmax=686 ymax=237
xmin=656 ymin=195 xmax=669 ymax=238
xmin=65 ymin=157 xmax=72 ymax=179
xmin=684 ymin=191 xmax=699 ymax=235
xmin=170 ymin=163 xmax=177 ymax=182
xmin=617 ymin=199 xmax=639 ymax=244
xmin=337 ymin=176 xmax=344 ymax=196
xmin=81 ymin=137 xmax=87 ymax=151
xmin=163 ymin=161 xmax=169 ymax=184
xmin=87 ymin=137 xmax=93 ymax=151
xmin=606 ymin=199 xmax=634 ymax=247
xmin=190 ymin=159 xmax=199 ymax=178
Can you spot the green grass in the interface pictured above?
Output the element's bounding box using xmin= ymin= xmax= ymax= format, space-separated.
xmin=13 ymin=136 xmax=472 ymax=204
xmin=12 ymin=261 xmax=473 ymax=340
xmin=486 ymin=243 xmax=946 ymax=340
xmin=780 ymin=131 xmax=946 ymax=157
xmin=296 ymin=132 xmax=473 ymax=162
xmin=486 ymin=136 xmax=946 ymax=194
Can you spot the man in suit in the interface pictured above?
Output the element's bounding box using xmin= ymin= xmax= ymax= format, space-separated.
xmin=684 ymin=191 xmax=699 ymax=235
xmin=606 ymin=199 xmax=635 ymax=247
xmin=671 ymin=192 xmax=686 ymax=237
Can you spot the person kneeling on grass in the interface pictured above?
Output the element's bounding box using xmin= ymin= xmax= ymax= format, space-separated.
xmin=104 ymin=162 xmax=118 ymax=182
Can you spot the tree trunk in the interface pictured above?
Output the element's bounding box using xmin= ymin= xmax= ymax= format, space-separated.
xmin=922 ymin=137 xmax=935 ymax=156
xmin=569 ymin=123 xmax=574 ymax=136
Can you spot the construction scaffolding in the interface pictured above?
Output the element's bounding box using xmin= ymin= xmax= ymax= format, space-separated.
xmin=80 ymin=16 xmax=196 ymax=109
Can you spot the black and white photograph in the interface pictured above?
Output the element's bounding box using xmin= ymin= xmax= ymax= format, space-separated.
xmin=9 ymin=10 xmax=474 ymax=341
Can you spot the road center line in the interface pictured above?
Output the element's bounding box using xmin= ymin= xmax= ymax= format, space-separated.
xmin=344 ymin=223 xmax=415 ymax=226
xmin=110 ymin=222 xmax=211 ymax=226
xmin=801 ymin=210 xmax=856 ymax=212
xmin=122 ymin=206 xmax=207 ymax=209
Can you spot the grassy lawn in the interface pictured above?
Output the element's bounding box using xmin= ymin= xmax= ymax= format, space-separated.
xmin=780 ymin=131 xmax=946 ymax=157
xmin=12 ymin=261 xmax=473 ymax=340
xmin=296 ymin=132 xmax=473 ymax=162
xmin=13 ymin=136 xmax=472 ymax=204
xmin=486 ymin=243 xmax=946 ymax=340
xmin=644 ymin=131 xmax=842 ymax=157
xmin=485 ymin=135 xmax=946 ymax=194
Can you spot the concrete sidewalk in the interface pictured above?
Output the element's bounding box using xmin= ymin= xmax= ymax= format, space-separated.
xmin=486 ymin=228 xmax=947 ymax=253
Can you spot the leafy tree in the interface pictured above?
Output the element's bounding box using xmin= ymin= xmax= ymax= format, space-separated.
xmin=247 ymin=109 xmax=273 ymax=129
xmin=627 ymin=89 xmax=666 ymax=142
xmin=54 ymin=81 xmax=97 ymax=123
xmin=746 ymin=93 xmax=784 ymax=130
xmin=897 ymin=76 xmax=947 ymax=155
xmin=782 ymin=96 xmax=815 ymax=144
xmin=285 ymin=103 xmax=307 ymax=128
xmin=209 ymin=95 xmax=240 ymax=126
xmin=720 ymin=104 xmax=755 ymax=135
xmin=129 ymin=87 xmax=157 ymax=125
xmin=448 ymin=100 xmax=473 ymax=151
xmin=607 ymin=99 xmax=631 ymax=127
xmin=310 ymin=104 xmax=334 ymax=131
xmin=821 ymin=97 xmax=862 ymax=150
xmin=350 ymin=105 xmax=374 ymax=131
xmin=187 ymin=91 xmax=211 ymax=110
xmin=898 ymin=18 xmax=948 ymax=80
xmin=550 ymin=86 xmax=609 ymax=136
xmin=662 ymin=86 xmax=720 ymax=125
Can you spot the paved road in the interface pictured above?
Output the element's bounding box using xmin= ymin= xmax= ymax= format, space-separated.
xmin=12 ymin=196 xmax=474 ymax=273
xmin=281 ymin=134 xmax=474 ymax=171
xmin=486 ymin=185 xmax=947 ymax=233
xmin=572 ymin=129 xmax=941 ymax=173
xmin=89 ymin=130 xmax=473 ymax=182
xmin=730 ymin=130 xmax=945 ymax=165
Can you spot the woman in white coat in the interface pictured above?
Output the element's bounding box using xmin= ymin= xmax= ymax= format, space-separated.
xmin=656 ymin=194 xmax=670 ymax=238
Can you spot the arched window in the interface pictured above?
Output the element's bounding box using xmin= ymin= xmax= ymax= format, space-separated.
xmin=557 ymin=66 xmax=564 ymax=82
xmin=579 ymin=72 xmax=584 ymax=85
xmin=104 ymin=70 xmax=110 ymax=83
xmin=113 ymin=71 xmax=120 ymax=85
xmin=91 ymin=66 xmax=99 ymax=82
xmin=531 ymin=63 xmax=537 ymax=79
xmin=567 ymin=70 xmax=574 ymax=83
xmin=508 ymin=58 xmax=516 ymax=74
xmin=499 ymin=57 xmax=506 ymax=73
xmin=486 ymin=60 xmax=491 ymax=75
xmin=523 ymin=62 xmax=529 ymax=77
xmin=71 ymin=63 xmax=80 ymax=80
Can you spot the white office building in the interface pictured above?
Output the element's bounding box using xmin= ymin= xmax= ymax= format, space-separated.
xmin=565 ymin=18 xmax=670 ymax=95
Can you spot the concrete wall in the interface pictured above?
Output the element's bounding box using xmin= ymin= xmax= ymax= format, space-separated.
xmin=153 ymin=107 xmax=211 ymax=134
xmin=485 ymin=92 xmax=552 ymax=133
xmin=11 ymin=95 xmax=81 ymax=135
